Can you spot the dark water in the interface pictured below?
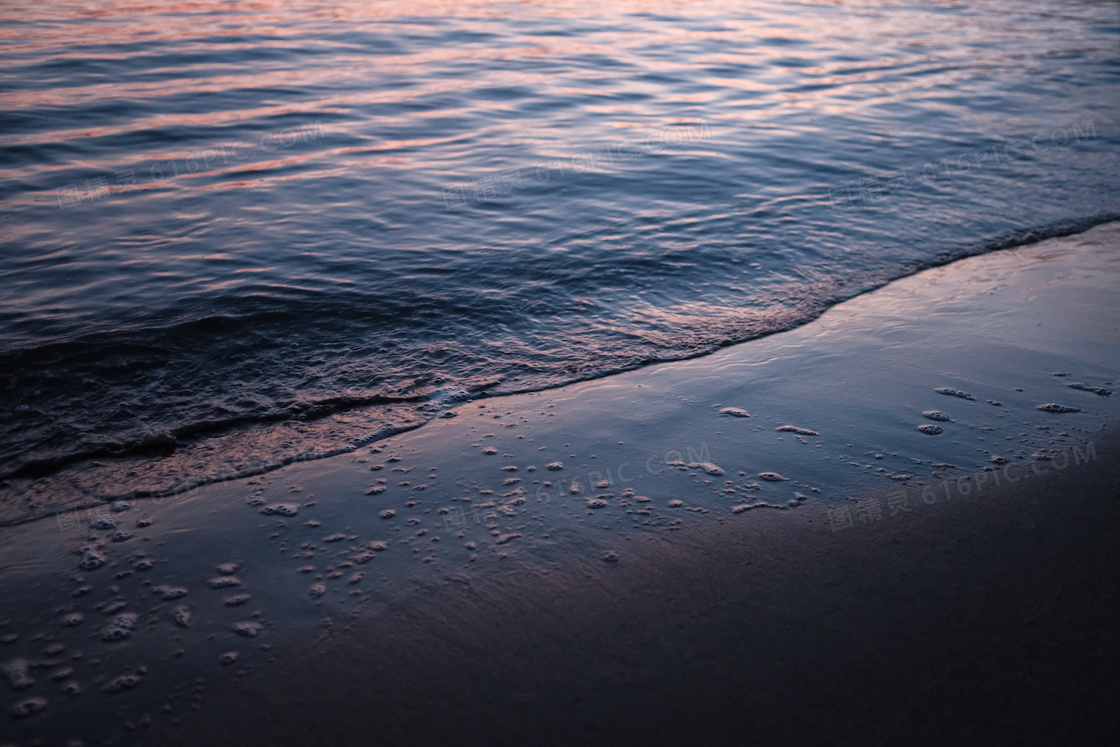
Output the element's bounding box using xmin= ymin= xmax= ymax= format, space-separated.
xmin=1 ymin=0 xmax=1118 ymax=509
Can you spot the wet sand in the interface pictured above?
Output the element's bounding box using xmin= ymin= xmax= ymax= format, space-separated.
xmin=2 ymin=223 xmax=1119 ymax=745
xmin=162 ymin=433 xmax=1120 ymax=747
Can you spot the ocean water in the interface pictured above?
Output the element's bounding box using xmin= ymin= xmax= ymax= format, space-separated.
xmin=1 ymin=0 xmax=1118 ymax=512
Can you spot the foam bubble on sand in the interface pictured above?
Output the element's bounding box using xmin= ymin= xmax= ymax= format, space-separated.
xmin=689 ymin=462 xmax=725 ymax=476
xmin=260 ymin=503 xmax=299 ymax=516
xmin=224 ymin=594 xmax=251 ymax=607
xmin=935 ymin=387 xmax=975 ymax=400
xmin=172 ymin=606 xmax=191 ymax=627
xmin=11 ymin=696 xmax=47 ymax=717
xmin=758 ymin=472 xmax=788 ymax=482
xmin=547 ymin=462 xmax=563 ymax=470
xmin=918 ymin=424 xmax=943 ymax=435
xmin=102 ymin=666 xmax=146 ymax=693
xmin=234 ymin=621 xmax=264 ymax=637
xmin=585 ymin=498 xmax=608 ymax=509
xmin=77 ymin=545 xmax=106 ymax=570
xmin=87 ymin=514 xmax=118 ymax=530
xmin=209 ymin=576 xmax=241 ymax=589
xmin=217 ymin=563 xmax=239 ymax=575
xmin=101 ymin=613 xmax=138 ymax=642
xmin=153 ymin=586 xmax=188 ymax=600
xmin=667 ymin=500 xmax=684 ymax=508
xmin=3 ymin=658 xmax=33 ymax=689
xmin=922 ymin=410 xmax=952 ymax=422
xmin=219 ymin=651 xmax=239 ymax=666
xmin=776 ymin=425 xmax=819 ymax=436
xmin=1068 ymin=382 xmax=1111 ymax=395
xmin=495 ymin=533 xmax=521 ymax=544
xmin=61 ymin=613 xmax=83 ymax=627
xmin=720 ymin=408 xmax=750 ymax=418
xmin=379 ymin=509 xmax=395 ymax=519
xmin=1036 ymin=403 xmax=1081 ymax=413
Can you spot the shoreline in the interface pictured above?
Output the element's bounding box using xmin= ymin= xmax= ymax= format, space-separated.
xmin=1 ymin=222 xmax=1118 ymax=745
xmin=3 ymin=213 xmax=1118 ymax=528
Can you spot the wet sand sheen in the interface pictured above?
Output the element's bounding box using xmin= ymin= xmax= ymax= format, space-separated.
xmin=159 ymin=434 xmax=1120 ymax=747
xmin=1 ymin=223 xmax=1118 ymax=745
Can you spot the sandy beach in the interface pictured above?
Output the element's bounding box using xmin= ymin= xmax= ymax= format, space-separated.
xmin=2 ymin=222 xmax=1118 ymax=746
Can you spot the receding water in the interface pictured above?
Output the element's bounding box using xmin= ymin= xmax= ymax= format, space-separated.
xmin=1 ymin=0 xmax=1118 ymax=511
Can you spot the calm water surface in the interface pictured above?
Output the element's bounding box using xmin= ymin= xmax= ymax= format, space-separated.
xmin=1 ymin=0 xmax=1118 ymax=507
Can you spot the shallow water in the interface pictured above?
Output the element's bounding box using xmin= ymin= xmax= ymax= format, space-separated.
xmin=1 ymin=0 xmax=1118 ymax=507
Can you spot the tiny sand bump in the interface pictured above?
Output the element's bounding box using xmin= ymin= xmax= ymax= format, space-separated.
xmin=102 ymin=666 xmax=146 ymax=693
xmin=918 ymin=424 xmax=944 ymax=435
xmin=101 ymin=613 xmax=138 ymax=642
xmin=219 ymin=651 xmax=239 ymax=666
xmin=153 ymin=585 xmax=188 ymax=600
xmin=3 ymin=658 xmax=34 ymax=689
xmin=990 ymin=455 xmax=1009 ymax=464
xmin=585 ymin=498 xmax=607 ymax=509
xmin=600 ymin=550 xmax=621 ymax=562
xmin=776 ymin=425 xmax=818 ymax=435
xmin=234 ymin=621 xmax=264 ymax=637
xmin=667 ymin=499 xmax=684 ymax=508
xmin=922 ymin=410 xmax=952 ymax=421
xmin=11 ymin=696 xmax=47 ymax=717
xmin=935 ymin=387 xmax=975 ymax=400
xmin=546 ymin=461 xmax=563 ymax=470
xmin=259 ymin=503 xmax=299 ymax=517
xmin=87 ymin=514 xmax=117 ymax=530
xmin=209 ymin=576 xmax=241 ymax=589
xmin=224 ymin=594 xmax=251 ymax=607
xmin=758 ymin=472 xmax=788 ymax=482
xmin=217 ymin=562 xmax=239 ymax=575
xmin=1036 ymin=403 xmax=1081 ymax=413
xmin=308 ymin=582 xmax=326 ymax=598
xmin=720 ymin=407 xmax=751 ymax=417
xmin=689 ymin=462 xmax=725 ymax=476
xmin=171 ymin=606 xmax=190 ymax=627
xmin=366 ymin=485 xmax=386 ymax=495
xmin=380 ymin=509 xmax=396 ymax=519
xmin=495 ymin=533 xmax=521 ymax=544
xmin=732 ymin=503 xmax=768 ymax=513
xmin=1068 ymin=382 xmax=1111 ymax=396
